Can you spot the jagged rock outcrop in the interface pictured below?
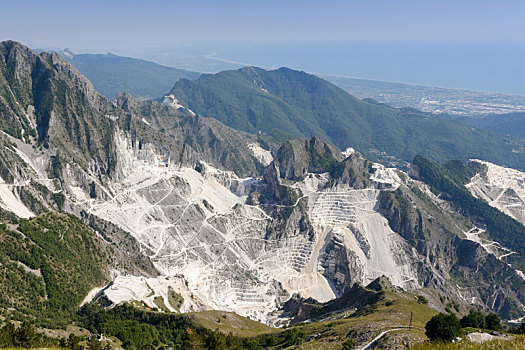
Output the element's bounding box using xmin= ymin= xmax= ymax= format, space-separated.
xmin=282 ymin=279 xmax=385 ymax=324
xmin=0 ymin=40 xmax=121 ymax=175
xmin=115 ymin=92 xmax=267 ymax=177
xmin=272 ymin=137 xmax=342 ymax=180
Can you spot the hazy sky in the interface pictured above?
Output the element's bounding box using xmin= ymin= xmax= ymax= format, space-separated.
xmin=2 ymin=0 xmax=524 ymax=51
xmin=1 ymin=1 xmax=525 ymax=94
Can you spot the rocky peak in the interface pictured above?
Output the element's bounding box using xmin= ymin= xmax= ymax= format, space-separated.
xmin=114 ymin=91 xmax=139 ymax=112
xmin=0 ymin=40 xmax=120 ymax=176
xmin=366 ymin=276 xmax=395 ymax=292
xmin=272 ymin=136 xmax=342 ymax=180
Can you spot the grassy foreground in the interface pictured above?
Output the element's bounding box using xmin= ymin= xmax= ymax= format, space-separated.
xmin=409 ymin=335 xmax=525 ymax=350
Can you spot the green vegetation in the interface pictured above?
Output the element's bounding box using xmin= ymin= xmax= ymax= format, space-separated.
xmin=0 ymin=320 xmax=109 ymax=349
xmin=485 ymin=314 xmax=502 ymax=331
xmin=450 ymin=111 xmax=525 ymax=141
xmin=423 ymin=311 xmax=507 ymax=348
xmin=76 ymin=286 xmax=439 ymax=350
xmin=0 ymin=41 xmax=120 ymax=174
xmin=78 ymin=303 xmax=272 ymax=350
xmin=412 ymin=156 xmax=525 ymax=263
xmin=186 ymin=311 xmax=275 ymax=338
xmin=509 ymin=323 xmax=525 ymax=335
xmin=1 ymin=321 xmax=44 ymax=348
xmin=169 ymin=66 xmax=525 ymax=170
xmin=417 ymin=296 xmax=429 ymax=305
xmin=341 ymin=337 xmax=358 ymax=349
xmin=461 ymin=311 xmax=486 ymax=329
xmin=425 ymin=313 xmax=462 ymax=342
xmin=410 ymin=335 xmax=525 ymax=350
xmin=67 ymin=53 xmax=200 ymax=99
xmin=460 ymin=311 xmax=502 ymax=331
xmin=0 ymin=212 xmax=114 ymax=327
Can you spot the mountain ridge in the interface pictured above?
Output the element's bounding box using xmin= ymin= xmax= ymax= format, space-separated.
xmin=168 ymin=66 xmax=525 ymax=171
xmin=63 ymin=51 xmax=201 ymax=99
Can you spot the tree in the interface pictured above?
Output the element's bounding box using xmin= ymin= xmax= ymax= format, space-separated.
xmin=342 ymin=337 xmax=358 ymax=349
xmin=284 ymin=328 xmax=306 ymax=347
xmin=0 ymin=322 xmax=15 ymax=347
xmin=519 ymin=322 xmax=525 ymax=334
xmin=417 ymin=295 xmax=429 ymax=304
xmin=485 ymin=313 xmax=502 ymax=331
xmin=13 ymin=321 xmax=40 ymax=348
xmin=425 ymin=313 xmax=462 ymax=342
xmin=461 ymin=310 xmax=486 ymax=328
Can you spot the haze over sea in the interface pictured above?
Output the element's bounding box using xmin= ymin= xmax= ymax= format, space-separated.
xmin=207 ymin=41 xmax=525 ymax=96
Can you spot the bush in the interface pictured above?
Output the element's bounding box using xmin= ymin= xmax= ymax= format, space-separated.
xmin=425 ymin=313 xmax=461 ymax=342
xmin=461 ymin=310 xmax=486 ymax=329
xmin=513 ymin=322 xmax=525 ymax=334
xmin=342 ymin=337 xmax=358 ymax=349
xmin=284 ymin=328 xmax=305 ymax=347
xmin=417 ymin=295 xmax=429 ymax=304
xmin=485 ymin=313 xmax=502 ymax=331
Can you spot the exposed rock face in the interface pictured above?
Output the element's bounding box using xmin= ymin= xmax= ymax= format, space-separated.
xmin=272 ymin=137 xmax=342 ymax=180
xmin=52 ymin=134 xmax=424 ymax=323
xmin=282 ymin=279 xmax=384 ymax=324
xmin=0 ymin=40 xmax=121 ymax=175
xmin=467 ymin=159 xmax=525 ymax=225
xmin=115 ymin=92 xmax=266 ymax=177
xmin=378 ymin=161 xmax=525 ymax=320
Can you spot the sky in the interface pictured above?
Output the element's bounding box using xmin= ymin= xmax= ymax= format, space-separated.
xmin=1 ymin=0 xmax=524 ymax=94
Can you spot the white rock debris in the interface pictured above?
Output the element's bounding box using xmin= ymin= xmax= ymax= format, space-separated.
xmin=463 ymin=227 xmax=515 ymax=260
xmin=341 ymin=147 xmax=355 ymax=158
xmin=466 ymin=332 xmax=513 ymax=343
xmin=299 ymin=174 xmax=419 ymax=290
xmin=67 ymin=133 xmax=422 ymax=323
xmin=162 ymin=94 xmax=196 ymax=116
xmin=0 ymin=178 xmax=34 ymax=218
xmin=4 ymin=131 xmax=424 ymax=324
xmin=84 ymin=275 xmax=202 ymax=313
xmin=467 ymin=159 xmax=525 ymax=225
xmin=247 ymin=143 xmax=273 ymax=166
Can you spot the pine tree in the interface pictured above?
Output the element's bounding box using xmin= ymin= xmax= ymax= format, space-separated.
xmin=13 ymin=321 xmax=40 ymax=348
xmin=0 ymin=322 xmax=15 ymax=347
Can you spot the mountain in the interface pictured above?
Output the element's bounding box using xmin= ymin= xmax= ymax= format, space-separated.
xmin=63 ymin=51 xmax=200 ymax=99
xmin=1 ymin=41 xmax=525 ymax=348
xmin=113 ymin=92 xmax=268 ymax=176
xmin=168 ymin=66 xmax=525 ymax=171
xmin=445 ymin=111 xmax=525 ymax=141
xmin=0 ymin=209 xmax=156 ymax=328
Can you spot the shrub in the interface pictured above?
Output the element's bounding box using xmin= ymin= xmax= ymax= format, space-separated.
xmin=485 ymin=313 xmax=502 ymax=331
xmin=417 ymin=295 xmax=429 ymax=304
xmin=342 ymin=337 xmax=358 ymax=349
xmin=284 ymin=328 xmax=305 ymax=346
xmin=425 ymin=313 xmax=461 ymax=342
xmin=461 ymin=310 xmax=486 ymax=329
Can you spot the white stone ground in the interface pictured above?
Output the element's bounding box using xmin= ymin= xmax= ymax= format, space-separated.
xmin=76 ymin=134 xmax=422 ymax=323
xmin=3 ymin=131 xmax=422 ymax=324
xmin=0 ymin=181 xmax=34 ymax=218
xmin=467 ymin=159 xmax=525 ymax=225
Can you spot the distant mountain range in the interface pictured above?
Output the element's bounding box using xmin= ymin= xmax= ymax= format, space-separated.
xmin=61 ymin=49 xmax=525 ymax=117
xmin=168 ymin=66 xmax=525 ymax=171
xmin=61 ymin=50 xmax=200 ymax=99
